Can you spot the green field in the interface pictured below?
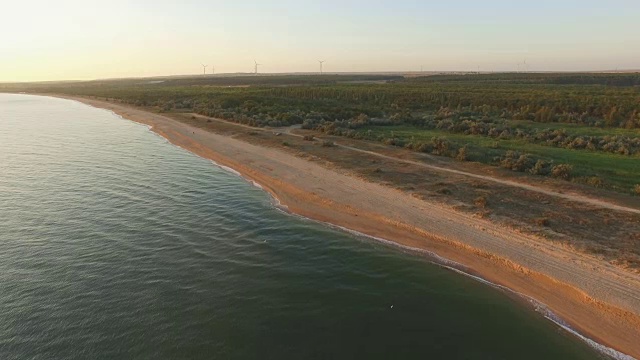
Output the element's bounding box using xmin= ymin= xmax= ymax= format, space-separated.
xmin=507 ymin=120 xmax=640 ymax=137
xmin=358 ymin=125 xmax=640 ymax=190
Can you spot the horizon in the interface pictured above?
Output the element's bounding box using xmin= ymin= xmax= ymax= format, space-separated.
xmin=4 ymin=69 xmax=640 ymax=85
xmin=3 ymin=0 xmax=640 ymax=82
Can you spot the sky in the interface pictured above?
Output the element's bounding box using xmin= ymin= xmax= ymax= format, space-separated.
xmin=1 ymin=0 xmax=639 ymax=81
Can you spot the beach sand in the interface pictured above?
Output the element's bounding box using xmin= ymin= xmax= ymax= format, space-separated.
xmin=55 ymin=95 xmax=640 ymax=358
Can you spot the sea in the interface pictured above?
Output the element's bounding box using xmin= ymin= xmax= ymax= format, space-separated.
xmin=0 ymin=94 xmax=606 ymax=359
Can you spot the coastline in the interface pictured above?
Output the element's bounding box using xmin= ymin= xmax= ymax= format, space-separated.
xmin=47 ymin=94 xmax=640 ymax=358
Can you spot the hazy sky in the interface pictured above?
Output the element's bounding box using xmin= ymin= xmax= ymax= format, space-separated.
xmin=2 ymin=0 xmax=639 ymax=81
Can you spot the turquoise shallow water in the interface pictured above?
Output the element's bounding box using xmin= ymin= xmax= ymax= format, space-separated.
xmin=0 ymin=94 xmax=603 ymax=359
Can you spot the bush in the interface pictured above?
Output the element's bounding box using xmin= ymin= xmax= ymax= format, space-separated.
xmin=512 ymin=154 xmax=534 ymax=172
xmin=586 ymin=176 xmax=604 ymax=188
xmin=456 ymin=147 xmax=468 ymax=161
xmin=282 ymin=141 xmax=290 ymax=146
xmin=416 ymin=143 xmax=433 ymax=153
xmin=529 ymin=159 xmax=551 ymax=176
xmin=634 ymin=184 xmax=640 ymax=195
xmin=500 ymin=151 xmax=535 ymax=172
xmin=303 ymin=135 xmax=315 ymax=141
xmin=321 ymin=140 xmax=335 ymax=147
xmin=431 ymin=137 xmax=451 ymax=156
xmin=551 ymin=164 xmax=573 ymax=180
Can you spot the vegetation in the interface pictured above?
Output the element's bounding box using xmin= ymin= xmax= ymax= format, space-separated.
xmin=3 ymin=72 xmax=639 ymax=192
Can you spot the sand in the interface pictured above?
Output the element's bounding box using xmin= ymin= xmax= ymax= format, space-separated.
xmin=53 ymin=95 xmax=640 ymax=358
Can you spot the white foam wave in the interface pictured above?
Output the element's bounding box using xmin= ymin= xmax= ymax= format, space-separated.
xmin=215 ymin=163 xmax=242 ymax=177
xmin=250 ymin=180 xmax=264 ymax=190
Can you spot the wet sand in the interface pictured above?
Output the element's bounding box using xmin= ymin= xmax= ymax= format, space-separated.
xmin=54 ymin=95 xmax=640 ymax=358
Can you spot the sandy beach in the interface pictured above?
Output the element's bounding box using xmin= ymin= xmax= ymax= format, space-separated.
xmin=54 ymin=95 xmax=640 ymax=358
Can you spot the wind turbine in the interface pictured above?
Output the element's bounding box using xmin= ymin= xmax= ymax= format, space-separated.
xmin=201 ymin=64 xmax=208 ymax=75
xmin=254 ymin=60 xmax=262 ymax=75
xmin=211 ymin=65 xmax=215 ymax=75
xmin=318 ymin=60 xmax=325 ymax=74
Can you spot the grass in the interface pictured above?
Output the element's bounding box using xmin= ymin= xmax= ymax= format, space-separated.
xmin=507 ymin=120 xmax=640 ymax=137
xmin=359 ymin=125 xmax=640 ymax=190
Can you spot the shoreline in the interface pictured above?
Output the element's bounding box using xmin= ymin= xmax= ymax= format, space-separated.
xmin=43 ymin=94 xmax=640 ymax=358
xmin=231 ymin=164 xmax=635 ymax=360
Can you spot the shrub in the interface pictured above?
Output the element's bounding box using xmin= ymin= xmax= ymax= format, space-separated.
xmin=634 ymin=184 xmax=640 ymax=195
xmin=551 ymin=164 xmax=573 ymax=180
xmin=431 ymin=137 xmax=451 ymax=156
xmin=303 ymin=135 xmax=315 ymax=141
xmin=586 ymin=176 xmax=604 ymax=188
xmin=416 ymin=143 xmax=433 ymax=153
xmin=529 ymin=160 xmax=551 ymax=176
xmin=456 ymin=147 xmax=468 ymax=161
xmin=282 ymin=141 xmax=290 ymax=146
xmin=499 ymin=151 xmax=535 ymax=172
xmin=499 ymin=150 xmax=519 ymax=169
xmin=512 ymin=154 xmax=534 ymax=172
xmin=321 ymin=140 xmax=335 ymax=147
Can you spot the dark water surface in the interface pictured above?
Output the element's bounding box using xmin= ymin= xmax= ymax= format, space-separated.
xmin=0 ymin=94 xmax=602 ymax=359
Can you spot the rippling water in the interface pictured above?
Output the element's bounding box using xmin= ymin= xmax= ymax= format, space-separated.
xmin=0 ymin=94 xmax=602 ymax=359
